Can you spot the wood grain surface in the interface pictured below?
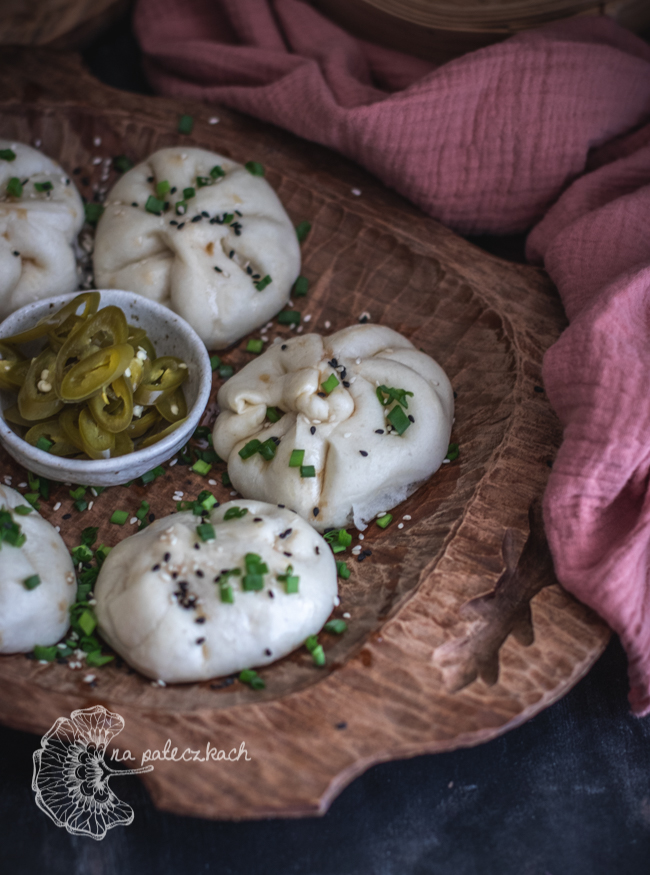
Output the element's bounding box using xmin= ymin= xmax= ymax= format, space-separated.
xmin=0 ymin=49 xmax=609 ymax=820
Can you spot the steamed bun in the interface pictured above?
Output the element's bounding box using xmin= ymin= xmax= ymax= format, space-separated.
xmin=0 ymin=141 xmax=84 ymax=318
xmin=212 ymin=325 xmax=454 ymax=531
xmin=93 ymin=147 xmax=301 ymax=349
xmin=0 ymin=485 xmax=76 ymax=653
xmin=94 ymin=500 xmax=337 ymax=683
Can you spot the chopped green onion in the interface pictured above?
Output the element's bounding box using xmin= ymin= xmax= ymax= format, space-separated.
xmin=85 ymin=651 xmax=114 ymax=667
xmin=239 ymin=669 xmax=265 ymax=689
xmin=305 ymin=635 xmax=319 ymax=652
xmin=156 ymin=180 xmax=170 ymax=197
xmin=178 ymin=114 xmax=194 ymax=134
xmin=446 ymin=442 xmax=459 ymax=461
xmin=6 ymin=177 xmax=22 ymax=197
xmin=14 ymin=505 xmax=32 ymax=515
xmin=34 ymin=181 xmax=53 ymax=192
xmin=222 ymin=471 xmax=232 ymax=487
xmin=300 ymin=465 xmax=315 ymax=478
xmin=376 ymin=385 xmax=414 ymax=409
xmin=336 ymin=560 xmax=351 ymax=579
xmin=81 ymin=527 xmax=99 ymax=547
xmin=255 ymin=275 xmax=272 ymax=292
xmin=0 ymin=149 xmax=16 ymax=161
xmin=324 ymin=619 xmax=347 ymax=634
xmin=196 ymin=176 xmax=212 ymax=188
xmin=196 ymin=523 xmax=216 ymax=542
xmin=110 ymin=509 xmax=129 ymax=525
xmin=78 ymin=609 xmax=97 ymax=636
xmin=135 ymin=500 xmax=150 ymax=521
xmin=210 ymin=355 xmax=221 ymax=371
xmin=292 ymin=275 xmax=309 ymax=297
xmin=72 ymin=545 xmax=94 ymax=564
xmin=210 ymin=165 xmax=225 ymax=179
xmin=387 ymin=405 xmax=411 ymax=435
xmin=220 ymin=584 xmax=234 ymax=603
xmin=246 ymin=338 xmax=264 ymax=354
xmin=245 ymin=161 xmax=265 ymax=176
xmin=289 ymin=449 xmax=305 ymax=468
xmin=183 ymin=186 xmax=196 ymax=199
xmin=24 ymin=492 xmax=40 ymax=510
xmin=311 ymin=644 xmax=326 ymax=667
xmin=23 ymin=575 xmax=41 ymax=590
xmin=376 ymin=513 xmax=393 ymax=529
xmin=96 ymin=544 xmax=111 ymax=563
xmin=277 ymin=309 xmax=300 ymax=325
xmin=33 ymin=645 xmax=57 ymax=662
xmin=198 ymin=491 xmax=218 ymax=512
xmin=259 ymin=438 xmax=278 ymax=461
xmin=69 ymin=486 xmax=86 ymax=501
xmin=219 ymin=364 xmax=234 ymax=379
xmin=321 ymin=373 xmax=340 ymax=394
xmin=222 ymin=212 xmax=234 ymax=223
xmin=0 ymin=509 xmax=26 ymax=548
xmin=84 ymin=202 xmax=104 ymax=225
xmin=295 ymin=221 xmax=311 ymax=243
xmin=245 ymin=552 xmax=268 ymax=574
xmin=243 ymin=573 xmax=264 ymax=591
xmin=38 ymin=477 xmax=51 ymax=501
xmin=192 ymin=459 xmax=212 ymax=476
xmin=224 ymin=506 xmax=247 ymax=520
xmin=239 ymin=439 xmax=262 ymax=460
xmin=35 ymin=436 xmax=53 ymax=452
xmin=145 ymin=195 xmax=165 ymax=215
xmin=175 ymin=200 xmax=187 ymax=215
xmin=113 ymin=155 xmax=133 ymax=172
xmin=277 ymin=565 xmax=299 ymax=594
xmin=266 ymin=406 xmax=282 ymax=423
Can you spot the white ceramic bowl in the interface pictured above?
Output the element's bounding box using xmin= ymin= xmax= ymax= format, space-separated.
xmin=0 ymin=290 xmax=212 ymax=486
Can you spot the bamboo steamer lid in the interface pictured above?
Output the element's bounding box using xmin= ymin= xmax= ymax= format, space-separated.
xmin=311 ymin=0 xmax=650 ymax=62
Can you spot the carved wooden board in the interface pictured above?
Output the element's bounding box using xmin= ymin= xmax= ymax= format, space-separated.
xmin=0 ymin=50 xmax=609 ymax=820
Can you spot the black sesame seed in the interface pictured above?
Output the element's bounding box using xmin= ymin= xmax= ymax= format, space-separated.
xmin=12 ymin=251 xmax=19 ymax=257
xmin=264 ymin=648 xmax=272 ymax=656
xmin=194 ymin=543 xmax=200 ymax=550
xmin=281 ymin=345 xmax=287 ymax=350
xmin=534 ymin=385 xmax=544 ymax=393
xmin=359 ymin=450 xmax=368 ymax=457
xmin=363 ymin=549 xmax=372 ymax=556
xmin=317 ymin=392 xmax=326 ymax=398
xmin=315 ymin=546 xmax=320 ymax=555
xmin=328 ymin=359 xmax=338 ymax=368
xmin=340 ymin=367 xmax=347 ymax=379
xmin=336 ymin=721 xmax=347 ymax=730
xmin=196 ymin=569 xmax=204 ymax=577
xmin=229 ymin=250 xmax=234 ymax=258
xmin=310 ymin=426 xmax=316 ymax=435
xmin=279 ymin=528 xmax=292 ymax=539
xmin=164 ymin=552 xmax=171 ymax=562
xmin=235 ymin=210 xmax=242 ymax=216
xmin=172 ymin=572 xmax=179 ymax=580
xmin=152 ymin=564 xmax=161 ymax=572
xmin=147 ymin=176 xmax=154 ymax=182
xmin=253 ymin=517 xmax=263 ymax=522
xmin=268 ymin=591 xmax=275 ymax=598
xmin=246 ymin=266 xmax=252 ymax=275
xmin=170 ymin=186 xmax=177 ymax=194
xmin=375 ymin=429 xmax=384 ymax=434
xmin=214 ymin=266 xmax=222 ymax=272
xmin=343 ymin=381 xmax=350 ymax=388
xmin=149 ymin=513 xmax=155 ymax=522
xmin=191 ymin=215 xmax=202 ymax=222
xmin=278 ymin=504 xmax=285 ymax=508
xmin=359 ymin=315 xmax=369 ymax=324
xmin=73 ymin=167 xmax=81 ymax=174
xmin=196 ymin=616 xmax=206 ymax=624
xmin=196 ymin=637 xmax=205 ymax=645
xmin=63 ymin=513 xmax=72 ymax=520
xmin=177 ymin=222 xmax=185 ymax=229
xmin=313 ymin=507 xmax=319 ymax=517
xmin=131 ymin=202 xmax=138 ymax=207
xmin=547 ymin=460 xmax=553 ymax=468
xmin=202 ymin=210 xmax=209 ymax=217
xmin=81 ymin=176 xmax=90 ymax=185
xmin=170 ymin=219 xmax=178 ymax=225
xmin=453 ymin=391 xmax=458 ymax=399
xmin=408 ymin=415 xmax=415 ymax=422
xmin=284 ymin=551 xmax=292 ymax=557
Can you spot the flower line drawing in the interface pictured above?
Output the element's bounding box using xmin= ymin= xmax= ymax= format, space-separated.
xmin=32 ymin=705 xmax=153 ymax=840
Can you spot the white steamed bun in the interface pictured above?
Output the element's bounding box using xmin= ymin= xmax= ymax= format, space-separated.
xmin=212 ymin=324 xmax=454 ymax=531
xmin=94 ymin=500 xmax=337 ymax=683
xmin=0 ymin=485 xmax=76 ymax=653
xmin=0 ymin=140 xmax=84 ymax=318
xmin=93 ymin=147 xmax=301 ymax=349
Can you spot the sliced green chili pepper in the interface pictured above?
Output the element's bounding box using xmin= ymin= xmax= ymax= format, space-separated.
xmin=78 ymin=408 xmax=115 ymax=459
xmin=0 ymin=342 xmax=25 ymax=391
xmin=126 ymin=407 xmax=161 ymax=438
xmin=24 ymin=420 xmax=78 ymax=456
xmin=59 ymin=343 xmax=134 ymax=403
xmin=87 ymin=376 xmax=133 ymax=433
xmin=139 ymin=418 xmax=186 ymax=448
xmin=133 ymin=356 xmax=188 ymax=406
xmin=2 ymin=292 xmax=100 ymax=346
xmin=155 ymin=385 xmax=187 ymax=423
xmin=54 ymin=305 xmax=129 ymax=393
xmin=17 ymin=348 xmax=64 ymax=421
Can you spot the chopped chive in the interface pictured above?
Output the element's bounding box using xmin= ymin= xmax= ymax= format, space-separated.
xmin=446 ymin=442 xmax=459 ymax=461
xmin=295 ymin=221 xmax=311 ymax=242
xmin=239 ymin=669 xmax=265 ymax=689
xmin=311 ymin=644 xmax=326 ymax=667
xmin=210 ymin=165 xmax=225 ymax=179
xmin=23 ymin=575 xmax=41 ymax=590
xmin=6 ymin=177 xmax=22 ymax=197
xmin=245 ymin=161 xmax=265 ymax=176
xmin=220 ymin=583 xmax=234 ymax=603
xmin=81 ymin=527 xmax=99 ymax=547
xmin=266 ymin=406 xmax=282 ymax=423
xmin=289 ymin=449 xmax=305 ymax=467
xmin=178 ymin=114 xmax=194 ymax=134
xmin=175 ymin=200 xmax=187 ymax=215
xmin=24 ymin=492 xmax=40 ymax=509
xmin=110 ymin=509 xmax=129 ymax=525
xmin=221 ymin=212 xmax=234 ymax=223
xmin=376 ymin=513 xmax=393 ymax=529
xmin=69 ymin=486 xmax=86 ymax=501
xmin=33 ymin=645 xmax=57 ymax=662
xmin=300 ymin=465 xmax=315 ymax=478
xmin=277 ymin=565 xmax=300 ymax=593
xmin=156 ymin=180 xmax=170 ymax=197
xmin=96 ymin=544 xmax=111 ymax=563
xmin=84 ymin=202 xmax=104 ymax=224
xmin=210 ymin=354 xmax=221 ymax=371
xmin=78 ymin=609 xmax=97 ymax=636
xmin=224 ymin=506 xmax=248 ymax=520
xmin=243 ymin=573 xmax=264 ymax=591
xmin=135 ymin=500 xmax=150 ymax=521
xmin=113 ymin=155 xmax=133 ymax=172
xmin=376 ymin=385 xmax=414 ymax=409
xmin=35 ymin=436 xmax=53 ymax=452
xmin=196 ymin=523 xmax=216 ymax=542
xmin=222 ymin=471 xmax=232 ymax=487
xmin=199 ymin=491 xmax=218 ymax=511
xmin=72 ymin=544 xmax=94 ymax=564
xmin=321 ymin=373 xmax=339 ymax=394
xmin=387 ymin=405 xmax=411 ymax=435
xmin=183 ymin=186 xmax=196 ymax=200
xmin=196 ymin=176 xmax=212 ymax=188
xmin=277 ymin=310 xmax=300 ymax=325
xmin=292 ymin=275 xmax=309 ymax=297
xmin=85 ymin=651 xmax=114 ymax=667
xmin=0 ymin=149 xmax=16 ymax=161
xmin=192 ymin=459 xmax=212 ymax=476
xmin=34 ymin=181 xmax=53 ymax=192
xmin=218 ymin=364 xmax=234 ymax=379
xmin=255 ymin=275 xmax=272 ymax=292
xmin=336 ymin=560 xmax=351 ymax=579
xmin=259 ymin=438 xmax=278 ymax=461
xmin=145 ymin=195 xmax=165 ymax=215
xmin=324 ymin=619 xmax=347 ymax=634
xmin=245 ymin=552 xmax=268 ymax=574
xmin=246 ymin=338 xmax=264 ymax=354
xmin=239 ymin=439 xmax=262 ymax=460
xmin=14 ymin=505 xmax=32 ymax=515
xmin=152 ymin=465 xmax=165 ymax=478
xmin=305 ymin=635 xmax=319 ymax=652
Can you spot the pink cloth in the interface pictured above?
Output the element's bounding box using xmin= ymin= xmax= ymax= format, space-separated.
xmin=134 ymin=0 xmax=650 ymax=713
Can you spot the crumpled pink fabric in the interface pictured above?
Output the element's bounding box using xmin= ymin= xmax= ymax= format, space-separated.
xmin=134 ymin=0 xmax=650 ymax=713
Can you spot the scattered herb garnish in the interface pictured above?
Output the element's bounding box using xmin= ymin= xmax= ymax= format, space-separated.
xmin=0 ymin=508 xmax=26 ymax=549
xmin=295 ymin=221 xmax=311 ymax=243
xmin=84 ymin=202 xmax=104 ymax=225
xmin=0 ymin=149 xmax=16 ymax=161
xmin=239 ymin=439 xmax=262 ymax=460
xmin=336 ymin=560 xmax=351 ymax=580
xmin=113 ymin=155 xmax=133 ymax=173
xmin=300 ymin=465 xmax=315 ymax=478
xmin=210 ymin=165 xmax=225 ymax=179
xmin=239 ymin=668 xmax=265 ymax=689
xmin=324 ymin=619 xmax=347 ymax=634
xmin=305 ymin=635 xmax=325 ymax=666
xmin=321 ymin=373 xmax=339 ymax=394
xmin=255 ymin=275 xmax=272 ymax=292
xmin=192 ymin=459 xmax=212 ymax=476
xmin=23 ymin=574 xmax=41 ymax=590
xmin=246 ymin=339 xmax=264 ymax=354
xmin=35 ymin=436 xmax=53 ymax=452
xmin=245 ymin=161 xmax=265 ymax=177
xmin=324 ymin=529 xmax=352 ymax=553
xmin=145 ymin=195 xmax=165 ymax=215
xmin=110 ymin=509 xmax=129 ymax=526
xmin=376 ymin=513 xmax=393 ymax=529
xmin=178 ymin=114 xmax=194 ymax=134
xmin=141 ymin=465 xmax=165 ymax=485
xmin=292 ymin=275 xmax=308 ymax=297
xmin=289 ymin=449 xmax=305 ymax=468
xmin=156 ymin=180 xmax=171 ymax=198
xmin=387 ymin=405 xmax=411 ymax=435
xmin=277 ymin=565 xmax=299 ymax=594
xmin=196 ymin=522 xmax=216 ymax=542
xmin=219 ymin=364 xmax=234 ymax=379
xmin=446 ymin=442 xmax=459 ymax=461
xmin=376 ymin=385 xmax=414 ymax=409
xmin=210 ymin=355 xmax=221 ymax=371
xmin=6 ymin=177 xmax=22 ymax=197
xmin=277 ymin=310 xmax=300 ymax=325
xmin=266 ymin=406 xmax=282 ymax=423
xmin=224 ymin=506 xmax=248 ymax=521
xmin=34 ymin=181 xmax=53 ymax=193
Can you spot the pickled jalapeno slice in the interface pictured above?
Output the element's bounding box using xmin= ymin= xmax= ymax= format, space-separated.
xmin=78 ymin=407 xmax=115 ymax=459
xmin=25 ymin=420 xmax=79 ymax=456
xmin=59 ymin=343 xmax=134 ymax=403
xmin=54 ymin=305 xmax=129 ymax=391
xmin=139 ymin=417 xmax=186 ymax=448
xmin=133 ymin=356 xmax=188 ymax=406
xmin=156 ymin=385 xmax=187 ymax=423
xmin=88 ymin=375 xmax=133 ymax=433
xmin=18 ymin=348 xmax=64 ymax=421
xmin=126 ymin=407 xmax=160 ymax=438
xmin=2 ymin=292 xmax=100 ymax=346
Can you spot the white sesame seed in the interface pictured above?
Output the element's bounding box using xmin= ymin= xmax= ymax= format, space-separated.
xmin=334 ymin=595 xmax=340 ymax=606
xmin=230 ymin=491 xmax=237 ymax=496
xmin=83 ymin=674 xmax=96 ymax=683
xmin=343 ymin=612 xmax=351 ymax=618
xmin=351 ymin=545 xmax=362 ymax=555
xmin=34 ymin=139 xmax=41 ymax=147
xmin=130 ymin=517 xmax=138 ymax=525
xmin=169 ymin=458 xmax=178 ymax=466
xmin=88 ymin=501 xmax=94 ymax=511
xmin=344 ymin=432 xmax=351 ymax=438
xmin=442 ymin=459 xmax=451 ymax=464
xmin=92 ymin=156 xmax=102 ymax=165
xmin=297 ymin=326 xmax=303 ymax=333
xmin=403 ymin=515 xmax=411 ymax=520
xmin=55 ymin=526 xmax=60 ymax=533
xmin=398 ymin=523 xmax=404 ymax=529
xmin=376 ymin=511 xmax=387 ymax=518
xmin=209 ymin=117 xmax=220 ymax=124
xmin=355 ymin=357 xmax=361 ymax=364
xmin=303 ymin=314 xmax=312 ymax=322
xmin=93 ymin=137 xmax=102 ymax=146
xmin=358 ymin=533 xmax=364 ymax=540
xmin=351 ymin=188 xmax=361 ymax=196
xmin=174 ymin=491 xmax=184 ymax=498
xmin=324 ymin=321 xmax=331 ymax=329
xmin=18 ymin=482 xmax=27 ymax=488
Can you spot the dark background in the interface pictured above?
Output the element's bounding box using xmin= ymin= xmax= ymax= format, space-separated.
xmin=2 ymin=12 xmax=650 ymax=874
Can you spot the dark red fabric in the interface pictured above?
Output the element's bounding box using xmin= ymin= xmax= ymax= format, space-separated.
xmin=134 ymin=0 xmax=650 ymax=713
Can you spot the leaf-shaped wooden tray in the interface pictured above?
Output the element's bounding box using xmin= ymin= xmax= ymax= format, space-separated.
xmin=0 ymin=49 xmax=609 ymax=820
